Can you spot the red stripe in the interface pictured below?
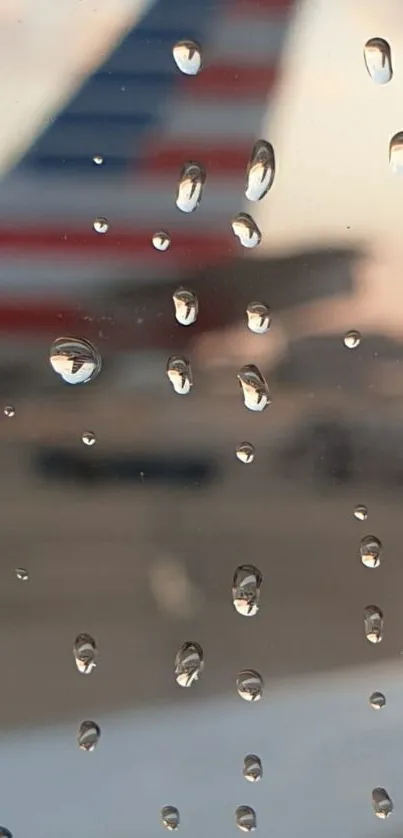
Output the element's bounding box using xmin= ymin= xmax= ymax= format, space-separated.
xmin=231 ymin=0 xmax=294 ymax=13
xmin=180 ymin=64 xmax=278 ymax=98
xmin=143 ymin=144 xmax=250 ymax=176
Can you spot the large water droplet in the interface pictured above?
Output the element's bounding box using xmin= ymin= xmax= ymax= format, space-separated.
xmin=236 ymin=670 xmax=263 ymax=702
xmin=354 ymin=504 xmax=368 ymax=521
xmin=152 ymin=231 xmax=171 ymax=252
xmin=343 ymin=330 xmax=361 ymax=349
xmin=235 ymin=806 xmax=256 ymax=832
xmin=166 ymin=356 xmax=193 ymax=395
xmin=243 ymin=755 xmax=262 ymax=783
xmin=235 ymin=442 xmax=255 ymax=464
xmin=93 ymin=217 xmax=109 ymax=234
xmin=232 ymin=214 xmax=261 ymax=248
xmin=232 ymin=565 xmax=262 ymax=616
xmin=173 ymin=288 xmax=198 ymax=326
xmin=369 ymin=691 xmax=386 ymax=710
xmin=4 ymin=405 xmax=15 ymax=418
xmin=49 ymin=337 xmax=101 ymax=385
xmin=237 ymin=365 xmax=270 ymax=412
xmin=78 ymin=720 xmax=101 ymax=752
xmin=0 ymin=828 xmax=12 ymax=838
xmin=364 ymin=38 xmax=393 ymax=84
xmin=161 ymin=806 xmax=180 ymax=831
xmin=93 ymin=155 xmax=104 ymax=166
xmin=174 ymin=641 xmax=204 ymax=687
xmin=82 ymin=431 xmax=96 ymax=447
xmin=360 ymin=535 xmax=382 ymax=568
xmin=389 ymin=132 xmax=403 ymax=173
xmin=176 ymin=162 xmax=205 ymax=213
xmin=364 ymin=605 xmax=383 ymax=644
xmin=173 ymin=40 xmax=202 ymax=75
xmin=246 ymin=302 xmax=271 ymax=334
xmin=372 ymin=788 xmax=393 ymax=819
xmin=15 ymin=567 xmax=29 ymax=582
xmin=73 ymin=633 xmax=97 ymax=674
xmin=245 ymin=141 xmax=275 ymax=201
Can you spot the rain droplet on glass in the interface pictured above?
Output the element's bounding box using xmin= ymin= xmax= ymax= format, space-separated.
xmin=176 ymin=162 xmax=205 ymax=213
xmin=4 ymin=405 xmax=15 ymax=418
xmin=15 ymin=567 xmax=29 ymax=582
xmin=82 ymin=431 xmax=96 ymax=447
xmin=364 ymin=38 xmax=393 ymax=85
xmin=237 ymin=365 xmax=270 ymax=412
xmin=166 ymin=356 xmax=193 ymax=395
xmin=243 ymin=754 xmax=262 ymax=783
xmin=174 ymin=641 xmax=204 ymax=687
xmin=389 ymin=132 xmax=403 ymax=173
xmin=173 ymin=40 xmax=202 ymax=75
xmin=0 ymin=828 xmax=12 ymax=838
xmin=78 ymin=720 xmax=101 ymax=752
xmin=245 ymin=140 xmax=275 ymax=201
xmin=152 ymin=231 xmax=171 ymax=252
xmin=360 ymin=535 xmax=382 ymax=568
xmin=232 ymin=213 xmax=261 ymax=248
xmin=235 ymin=442 xmax=255 ymax=464
xmin=372 ymin=788 xmax=393 ymax=819
xmin=93 ymin=217 xmax=109 ymax=234
xmin=236 ymin=670 xmax=263 ymax=702
xmin=364 ymin=605 xmax=383 ymax=644
xmin=232 ymin=565 xmax=262 ymax=616
xmin=343 ymin=330 xmax=361 ymax=349
xmin=235 ymin=806 xmax=257 ymax=832
xmin=246 ymin=302 xmax=271 ymax=334
xmin=73 ymin=633 xmax=97 ymax=674
xmin=354 ymin=504 xmax=368 ymax=521
xmin=49 ymin=337 xmax=102 ymax=385
xmin=161 ymin=806 xmax=180 ymax=831
xmin=93 ymin=155 xmax=104 ymax=165
xmin=369 ymin=691 xmax=386 ymax=710
xmin=173 ymin=288 xmax=198 ymax=326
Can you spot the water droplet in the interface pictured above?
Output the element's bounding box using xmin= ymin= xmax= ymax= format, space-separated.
xmin=245 ymin=140 xmax=275 ymax=201
xmin=152 ymin=231 xmax=171 ymax=252
xmin=15 ymin=567 xmax=29 ymax=582
xmin=354 ymin=504 xmax=368 ymax=521
xmin=82 ymin=431 xmax=96 ymax=447
xmin=0 ymin=828 xmax=12 ymax=838
xmin=343 ymin=330 xmax=361 ymax=349
xmin=176 ymin=162 xmax=205 ymax=213
xmin=93 ymin=155 xmax=104 ymax=165
xmin=173 ymin=288 xmax=198 ymax=326
xmin=360 ymin=535 xmax=382 ymax=568
xmin=364 ymin=38 xmax=393 ymax=84
xmin=4 ymin=405 xmax=15 ymax=418
xmin=232 ymin=213 xmax=261 ymax=248
xmin=236 ymin=670 xmax=263 ymax=702
xmin=364 ymin=605 xmax=383 ymax=644
xmin=78 ymin=720 xmax=101 ymax=752
xmin=246 ymin=302 xmax=271 ymax=334
xmin=243 ymin=754 xmax=262 ymax=783
xmin=369 ymin=691 xmax=386 ymax=710
xmin=235 ymin=806 xmax=257 ymax=832
xmin=237 ymin=365 xmax=270 ymax=412
xmin=174 ymin=641 xmax=204 ymax=687
xmin=372 ymin=788 xmax=393 ymax=819
xmin=93 ymin=217 xmax=109 ymax=234
xmin=232 ymin=565 xmax=262 ymax=616
xmin=235 ymin=442 xmax=255 ymax=464
xmin=73 ymin=633 xmax=97 ymax=674
xmin=166 ymin=356 xmax=193 ymax=395
xmin=49 ymin=337 xmax=102 ymax=385
xmin=389 ymin=132 xmax=403 ymax=173
xmin=173 ymin=40 xmax=202 ymax=75
xmin=161 ymin=806 xmax=180 ymax=831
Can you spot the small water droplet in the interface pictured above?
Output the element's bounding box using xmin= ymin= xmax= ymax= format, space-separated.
xmin=245 ymin=140 xmax=275 ymax=201
xmin=235 ymin=806 xmax=257 ymax=832
xmin=174 ymin=641 xmax=204 ymax=687
xmin=82 ymin=431 xmax=96 ymax=447
xmin=243 ymin=754 xmax=262 ymax=783
xmin=232 ymin=213 xmax=261 ymax=248
xmin=364 ymin=38 xmax=393 ymax=84
xmin=232 ymin=565 xmax=262 ymax=616
xmin=173 ymin=40 xmax=202 ymax=75
xmin=369 ymin=691 xmax=386 ymax=710
xmin=236 ymin=670 xmax=263 ymax=702
xmin=176 ymin=162 xmax=205 ymax=213
xmin=78 ymin=720 xmax=101 ymax=751
xmin=343 ymin=330 xmax=361 ymax=349
xmin=93 ymin=155 xmax=104 ymax=165
xmin=364 ymin=605 xmax=383 ymax=644
xmin=235 ymin=442 xmax=255 ymax=464
xmin=246 ymin=302 xmax=271 ymax=334
xmin=166 ymin=356 xmax=193 ymax=395
xmin=152 ymin=231 xmax=171 ymax=252
xmin=372 ymin=788 xmax=393 ymax=819
xmin=173 ymin=288 xmax=198 ymax=326
xmin=15 ymin=567 xmax=29 ymax=582
xmin=161 ymin=806 xmax=180 ymax=831
xmin=389 ymin=132 xmax=403 ymax=173
xmin=49 ymin=337 xmax=101 ymax=385
xmin=354 ymin=504 xmax=368 ymax=521
xmin=360 ymin=535 xmax=382 ymax=568
xmin=3 ymin=405 xmax=15 ymax=418
xmin=73 ymin=632 xmax=97 ymax=674
xmin=237 ymin=365 xmax=270 ymax=412
xmin=93 ymin=217 xmax=109 ymax=234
